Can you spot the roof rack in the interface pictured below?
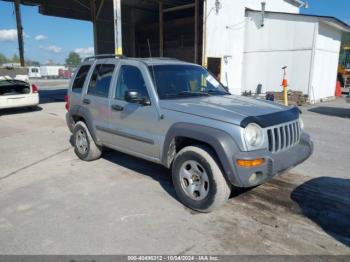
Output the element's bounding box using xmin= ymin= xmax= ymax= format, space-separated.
xmin=83 ymin=54 xmax=127 ymax=62
xmin=144 ymin=57 xmax=179 ymax=61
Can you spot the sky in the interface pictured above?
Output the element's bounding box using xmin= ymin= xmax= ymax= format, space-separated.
xmin=0 ymin=1 xmax=93 ymax=64
xmin=0 ymin=0 xmax=349 ymax=65
xmin=300 ymin=0 xmax=350 ymax=24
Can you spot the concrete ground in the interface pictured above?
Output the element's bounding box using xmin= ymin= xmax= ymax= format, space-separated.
xmin=0 ymin=80 xmax=349 ymax=254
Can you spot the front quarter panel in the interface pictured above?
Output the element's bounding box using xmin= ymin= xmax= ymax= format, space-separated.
xmin=160 ymin=110 xmax=245 ymax=186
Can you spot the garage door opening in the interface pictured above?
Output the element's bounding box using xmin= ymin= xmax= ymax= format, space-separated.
xmin=121 ymin=0 xmax=204 ymax=64
xmin=207 ymin=57 xmax=222 ymax=80
xmin=3 ymin=0 xmax=205 ymax=65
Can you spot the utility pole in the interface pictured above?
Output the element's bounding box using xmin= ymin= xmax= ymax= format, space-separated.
xmin=90 ymin=0 xmax=98 ymax=55
xmin=14 ymin=0 xmax=25 ymax=66
xmin=159 ymin=1 xmax=164 ymax=57
xmin=194 ymin=0 xmax=199 ymax=64
xmin=113 ymin=0 xmax=123 ymax=55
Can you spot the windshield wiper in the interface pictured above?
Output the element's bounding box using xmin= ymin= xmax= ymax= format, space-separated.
xmin=207 ymin=89 xmax=231 ymax=95
xmin=177 ymin=91 xmax=211 ymax=97
xmin=163 ymin=90 xmax=212 ymax=99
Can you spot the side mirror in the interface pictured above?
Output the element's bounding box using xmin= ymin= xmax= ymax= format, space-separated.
xmin=124 ymin=90 xmax=151 ymax=106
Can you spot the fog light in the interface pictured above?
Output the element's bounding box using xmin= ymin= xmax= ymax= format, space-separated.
xmin=248 ymin=173 xmax=257 ymax=184
xmin=237 ymin=158 xmax=265 ymax=168
xmin=248 ymin=172 xmax=265 ymax=184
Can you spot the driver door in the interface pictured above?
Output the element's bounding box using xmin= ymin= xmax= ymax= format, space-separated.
xmin=107 ymin=61 xmax=160 ymax=160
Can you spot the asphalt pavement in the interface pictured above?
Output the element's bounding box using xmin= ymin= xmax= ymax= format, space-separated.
xmin=0 ymin=80 xmax=349 ymax=254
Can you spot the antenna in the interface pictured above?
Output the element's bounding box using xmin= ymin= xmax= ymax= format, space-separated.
xmin=146 ymin=39 xmax=163 ymax=119
xmin=147 ymin=38 xmax=157 ymax=91
xmin=147 ymin=38 xmax=152 ymax=58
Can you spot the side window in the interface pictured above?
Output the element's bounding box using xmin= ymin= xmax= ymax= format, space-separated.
xmin=87 ymin=64 xmax=115 ymax=98
xmin=72 ymin=65 xmax=91 ymax=93
xmin=115 ymin=65 xmax=148 ymax=100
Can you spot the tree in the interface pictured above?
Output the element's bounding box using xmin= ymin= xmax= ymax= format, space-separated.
xmin=341 ymin=33 xmax=350 ymax=47
xmin=25 ymin=60 xmax=40 ymax=66
xmin=339 ymin=33 xmax=350 ymax=65
xmin=11 ymin=54 xmax=20 ymax=63
xmin=65 ymin=52 xmax=81 ymax=67
xmin=0 ymin=53 xmax=8 ymax=65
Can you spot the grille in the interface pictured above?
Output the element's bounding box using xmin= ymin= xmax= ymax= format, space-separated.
xmin=267 ymin=120 xmax=300 ymax=153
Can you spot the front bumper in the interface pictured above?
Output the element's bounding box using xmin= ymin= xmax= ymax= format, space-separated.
xmin=231 ymin=132 xmax=313 ymax=187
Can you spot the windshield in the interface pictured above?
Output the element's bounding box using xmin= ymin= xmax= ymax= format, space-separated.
xmin=149 ymin=65 xmax=229 ymax=99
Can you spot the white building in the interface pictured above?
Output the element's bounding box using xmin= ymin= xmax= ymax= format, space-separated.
xmin=204 ymin=0 xmax=350 ymax=103
xmin=16 ymin=0 xmax=350 ymax=103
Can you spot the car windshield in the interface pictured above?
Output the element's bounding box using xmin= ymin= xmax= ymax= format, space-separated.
xmin=0 ymin=79 xmax=27 ymax=87
xmin=149 ymin=64 xmax=229 ymax=99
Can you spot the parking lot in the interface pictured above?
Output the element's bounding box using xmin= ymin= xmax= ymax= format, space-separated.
xmin=0 ymin=80 xmax=349 ymax=254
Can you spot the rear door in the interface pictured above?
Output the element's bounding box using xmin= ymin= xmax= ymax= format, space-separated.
xmin=69 ymin=63 xmax=92 ymax=110
xmin=81 ymin=60 xmax=117 ymax=143
xmin=107 ymin=60 xmax=160 ymax=160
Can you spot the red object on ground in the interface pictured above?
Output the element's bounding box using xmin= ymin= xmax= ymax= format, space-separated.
xmin=335 ymin=81 xmax=342 ymax=97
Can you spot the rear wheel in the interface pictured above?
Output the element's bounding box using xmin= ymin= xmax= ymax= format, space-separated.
xmin=172 ymin=145 xmax=231 ymax=212
xmin=73 ymin=121 xmax=102 ymax=161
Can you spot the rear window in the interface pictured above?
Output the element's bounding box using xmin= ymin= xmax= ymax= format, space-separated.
xmin=72 ymin=65 xmax=91 ymax=93
xmin=87 ymin=64 xmax=115 ymax=98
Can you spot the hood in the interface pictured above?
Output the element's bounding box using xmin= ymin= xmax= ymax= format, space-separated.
xmin=159 ymin=95 xmax=290 ymax=126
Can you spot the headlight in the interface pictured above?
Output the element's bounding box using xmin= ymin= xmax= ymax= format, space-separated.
xmin=244 ymin=123 xmax=264 ymax=147
xmin=299 ymin=117 xmax=304 ymax=130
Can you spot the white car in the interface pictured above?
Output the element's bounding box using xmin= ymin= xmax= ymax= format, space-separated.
xmin=0 ymin=67 xmax=39 ymax=110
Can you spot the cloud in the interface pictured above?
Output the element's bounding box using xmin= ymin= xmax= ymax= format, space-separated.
xmin=74 ymin=47 xmax=94 ymax=57
xmin=0 ymin=29 xmax=18 ymax=42
xmin=0 ymin=29 xmax=29 ymax=42
xmin=34 ymin=34 xmax=47 ymax=41
xmin=40 ymin=45 xmax=62 ymax=53
xmin=47 ymin=45 xmax=62 ymax=53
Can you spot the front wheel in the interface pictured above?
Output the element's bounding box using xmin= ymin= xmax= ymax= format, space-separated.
xmin=172 ymin=145 xmax=231 ymax=212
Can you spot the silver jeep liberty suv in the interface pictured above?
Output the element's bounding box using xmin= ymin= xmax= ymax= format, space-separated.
xmin=66 ymin=55 xmax=313 ymax=212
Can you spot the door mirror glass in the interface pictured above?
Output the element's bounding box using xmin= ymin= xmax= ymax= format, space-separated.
xmin=125 ymin=90 xmax=151 ymax=105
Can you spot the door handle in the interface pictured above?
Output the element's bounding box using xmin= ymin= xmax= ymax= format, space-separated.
xmin=83 ymin=98 xmax=91 ymax=104
xmin=111 ymin=104 xmax=124 ymax=111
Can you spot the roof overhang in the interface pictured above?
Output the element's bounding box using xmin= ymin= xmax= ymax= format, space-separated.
xmin=284 ymin=0 xmax=306 ymax=8
xmin=0 ymin=0 xmax=195 ymax=21
xmin=246 ymin=9 xmax=350 ymax=33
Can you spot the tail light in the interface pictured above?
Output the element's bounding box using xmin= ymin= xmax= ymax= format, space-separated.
xmin=65 ymin=95 xmax=70 ymax=111
xmin=31 ymin=84 xmax=38 ymax=93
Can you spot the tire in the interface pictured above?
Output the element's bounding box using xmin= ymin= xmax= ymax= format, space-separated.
xmin=73 ymin=121 xmax=102 ymax=161
xmin=172 ymin=145 xmax=231 ymax=212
